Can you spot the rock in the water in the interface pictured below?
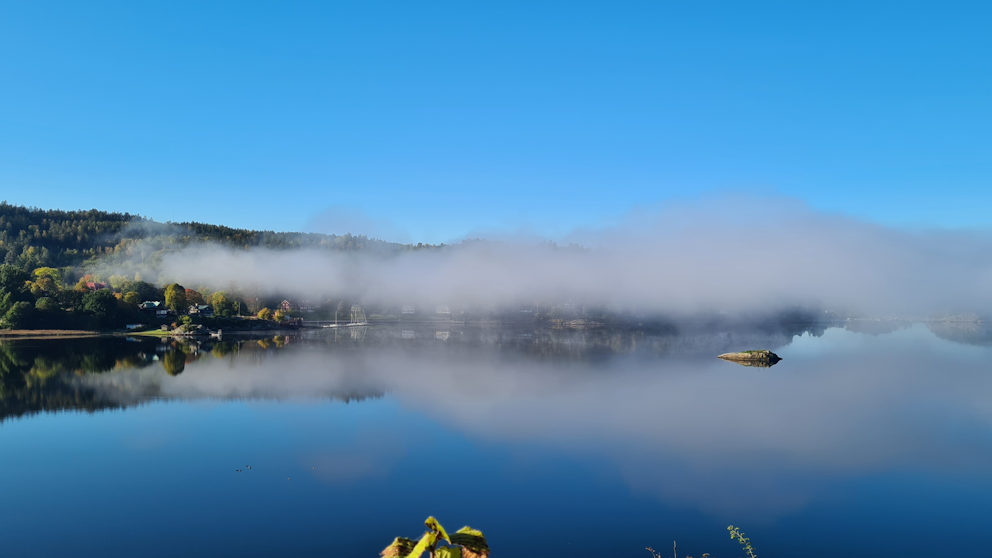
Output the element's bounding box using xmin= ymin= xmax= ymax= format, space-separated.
xmin=717 ymin=350 xmax=781 ymax=367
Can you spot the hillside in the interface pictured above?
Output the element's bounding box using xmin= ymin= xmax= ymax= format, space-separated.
xmin=0 ymin=202 xmax=427 ymax=330
xmin=0 ymin=201 xmax=405 ymax=272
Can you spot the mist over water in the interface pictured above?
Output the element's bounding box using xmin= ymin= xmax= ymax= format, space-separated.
xmin=147 ymin=197 xmax=992 ymax=317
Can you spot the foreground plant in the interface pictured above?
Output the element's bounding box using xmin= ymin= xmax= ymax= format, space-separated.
xmin=381 ymin=516 xmax=490 ymax=558
xmin=727 ymin=525 xmax=756 ymax=558
xmin=649 ymin=524 xmax=765 ymax=558
xmin=646 ymin=542 xmax=709 ymax=558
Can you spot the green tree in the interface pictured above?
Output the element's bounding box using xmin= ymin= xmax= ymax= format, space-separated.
xmin=123 ymin=291 xmax=141 ymax=306
xmin=2 ymin=301 xmax=36 ymax=329
xmin=28 ymin=282 xmax=44 ymax=297
xmin=107 ymin=274 xmax=130 ymax=290
xmin=164 ymin=283 xmax=188 ymax=313
xmin=35 ymin=297 xmax=59 ymax=312
xmin=257 ymin=307 xmax=273 ymax=321
xmin=56 ymin=288 xmax=84 ymax=315
xmin=82 ymin=289 xmax=121 ymax=328
xmin=0 ymin=264 xmax=29 ymax=293
xmin=211 ymin=291 xmax=235 ymax=317
xmin=0 ymin=265 xmax=32 ymax=320
xmin=273 ymin=309 xmax=287 ymax=323
xmin=33 ymin=266 xmax=63 ymax=282
xmin=32 ymin=267 xmax=63 ymax=295
xmin=123 ymin=281 xmax=161 ymax=302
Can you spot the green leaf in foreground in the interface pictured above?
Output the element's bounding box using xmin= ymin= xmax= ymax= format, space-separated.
xmin=426 ymin=516 xmax=451 ymax=545
xmin=435 ymin=547 xmax=463 ymax=558
xmin=450 ymin=527 xmax=489 ymax=558
xmin=402 ymin=533 xmax=433 ymax=558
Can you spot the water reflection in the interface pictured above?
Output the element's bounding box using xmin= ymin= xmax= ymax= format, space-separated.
xmin=3 ymin=323 xmax=992 ymax=522
xmin=2 ymin=322 xmax=823 ymax=421
xmin=926 ymin=320 xmax=992 ymax=346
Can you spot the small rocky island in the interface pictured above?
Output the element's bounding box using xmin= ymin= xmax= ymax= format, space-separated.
xmin=717 ymin=350 xmax=782 ymax=367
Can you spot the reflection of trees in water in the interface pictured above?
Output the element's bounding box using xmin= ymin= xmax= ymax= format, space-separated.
xmin=162 ymin=351 xmax=185 ymax=376
xmin=0 ymin=338 xmax=216 ymax=420
xmin=0 ymin=339 xmax=154 ymax=421
xmin=0 ymin=320 xmax=840 ymax=421
xmin=0 ymin=335 xmax=371 ymax=421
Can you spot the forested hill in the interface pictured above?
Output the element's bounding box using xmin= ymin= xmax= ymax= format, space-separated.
xmin=0 ymin=202 xmax=405 ymax=271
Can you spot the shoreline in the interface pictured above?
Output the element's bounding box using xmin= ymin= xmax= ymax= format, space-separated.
xmin=0 ymin=328 xmax=304 ymax=340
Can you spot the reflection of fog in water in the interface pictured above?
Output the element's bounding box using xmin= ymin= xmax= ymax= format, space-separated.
xmin=927 ymin=320 xmax=992 ymax=346
xmin=56 ymin=325 xmax=992 ymax=517
xmin=3 ymin=324 xmax=992 ymax=519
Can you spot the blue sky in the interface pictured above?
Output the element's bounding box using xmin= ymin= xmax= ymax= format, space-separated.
xmin=1 ymin=1 xmax=989 ymax=243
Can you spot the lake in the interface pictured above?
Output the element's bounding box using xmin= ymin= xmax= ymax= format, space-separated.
xmin=1 ymin=322 xmax=990 ymax=557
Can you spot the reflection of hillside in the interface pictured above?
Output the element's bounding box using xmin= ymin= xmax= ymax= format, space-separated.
xmin=0 ymin=340 xmax=154 ymax=421
xmin=1 ymin=321 xmax=833 ymax=420
xmin=0 ymin=380 xmax=129 ymax=422
xmin=4 ymin=324 xmax=991 ymax=524
xmin=0 ymin=337 xmax=381 ymax=421
xmin=926 ymin=321 xmax=992 ymax=346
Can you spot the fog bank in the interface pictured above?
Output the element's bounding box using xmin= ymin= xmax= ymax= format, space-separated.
xmin=153 ymin=197 xmax=992 ymax=317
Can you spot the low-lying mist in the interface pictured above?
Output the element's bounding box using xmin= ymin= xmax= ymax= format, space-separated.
xmin=141 ymin=196 xmax=992 ymax=318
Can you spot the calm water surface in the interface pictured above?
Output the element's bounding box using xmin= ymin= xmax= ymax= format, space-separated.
xmin=1 ymin=322 xmax=991 ymax=557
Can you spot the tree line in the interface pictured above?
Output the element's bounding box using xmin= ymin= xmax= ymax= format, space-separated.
xmin=0 ymin=201 xmax=417 ymax=272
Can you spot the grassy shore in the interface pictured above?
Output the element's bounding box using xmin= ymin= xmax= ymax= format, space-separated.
xmin=0 ymin=329 xmax=104 ymax=339
xmin=124 ymin=330 xmax=174 ymax=337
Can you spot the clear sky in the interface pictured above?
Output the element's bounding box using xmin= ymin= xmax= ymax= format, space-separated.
xmin=1 ymin=1 xmax=989 ymax=243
